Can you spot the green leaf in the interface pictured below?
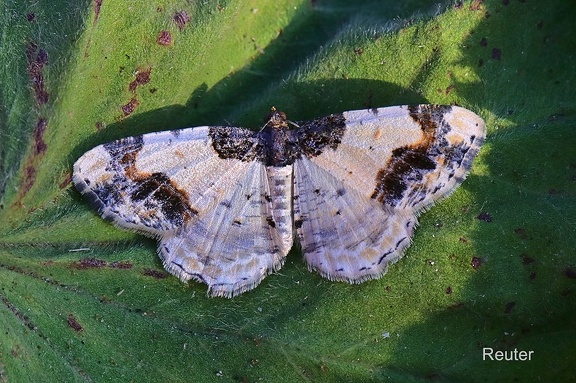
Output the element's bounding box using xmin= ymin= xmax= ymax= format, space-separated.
xmin=1 ymin=0 xmax=575 ymax=381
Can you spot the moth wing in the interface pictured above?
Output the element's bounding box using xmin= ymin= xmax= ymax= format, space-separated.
xmin=294 ymin=105 xmax=485 ymax=281
xmin=159 ymin=164 xmax=293 ymax=298
xmin=294 ymin=156 xmax=416 ymax=282
xmin=73 ymin=127 xmax=293 ymax=297
xmin=74 ymin=127 xmax=223 ymax=235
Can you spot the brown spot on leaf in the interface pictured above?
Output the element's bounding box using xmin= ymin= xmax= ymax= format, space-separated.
xmin=122 ymin=98 xmax=139 ymax=116
xmin=1 ymin=295 xmax=37 ymax=331
xmin=35 ymin=47 xmax=48 ymax=65
xmin=21 ymin=165 xmax=37 ymax=196
xmin=129 ymin=68 xmax=151 ymax=92
xmin=504 ymin=301 xmax=516 ymax=314
xmin=174 ymin=10 xmax=191 ymax=30
xmin=445 ymin=84 xmax=455 ymax=95
xmin=120 ymin=69 xmax=150 ymax=117
xmin=26 ymin=42 xmax=49 ymax=105
xmin=564 ymin=267 xmax=576 ymax=279
xmin=67 ymin=314 xmax=83 ymax=332
xmin=445 ymin=286 xmax=453 ymax=294
xmin=93 ymin=0 xmax=103 ymax=23
xmin=143 ymin=268 xmax=168 ymax=279
xmin=354 ymin=47 xmax=363 ymax=55
xmin=33 ymin=118 xmax=47 ymax=154
xmin=491 ymin=47 xmax=501 ymax=60
xmin=109 ymin=261 xmax=133 ymax=269
xmin=84 ymin=0 xmax=104 ymax=57
xmin=74 ymin=257 xmax=107 ymax=269
xmin=521 ymin=254 xmax=535 ymax=265
xmin=95 ymin=121 xmax=104 ymax=131
xmin=471 ymin=256 xmax=483 ymax=269
xmin=476 ymin=212 xmax=492 ymax=222
xmin=157 ymin=30 xmax=172 ymax=46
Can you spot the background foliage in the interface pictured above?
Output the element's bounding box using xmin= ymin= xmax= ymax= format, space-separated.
xmin=1 ymin=0 xmax=575 ymax=381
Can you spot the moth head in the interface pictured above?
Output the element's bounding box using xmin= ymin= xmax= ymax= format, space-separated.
xmin=265 ymin=106 xmax=288 ymax=130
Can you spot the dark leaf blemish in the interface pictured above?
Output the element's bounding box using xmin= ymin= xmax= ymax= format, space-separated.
xmin=157 ymin=30 xmax=172 ymax=45
xmin=74 ymin=258 xmax=107 ymax=269
xmin=564 ymin=267 xmax=576 ymax=279
xmin=129 ymin=68 xmax=151 ymax=92
xmin=476 ymin=212 xmax=492 ymax=222
xmin=143 ymin=268 xmax=168 ymax=279
xmin=504 ymin=301 xmax=516 ymax=314
xmin=67 ymin=314 xmax=83 ymax=332
xmin=174 ymin=10 xmax=191 ymax=30
xmin=471 ymin=256 xmax=483 ymax=269
xmin=122 ymin=98 xmax=139 ymax=116
xmin=491 ymin=47 xmax=501 ymax=60
xmin=26 ymin=42 xmax=49 ymax=105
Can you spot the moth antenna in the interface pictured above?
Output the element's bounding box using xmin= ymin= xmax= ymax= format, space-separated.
xmin=286 ymin=119 xmax=300 ymax=128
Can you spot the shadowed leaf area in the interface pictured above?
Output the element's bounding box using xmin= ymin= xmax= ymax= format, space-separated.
xmin=1 ymin=0 xmax=575 ymax=381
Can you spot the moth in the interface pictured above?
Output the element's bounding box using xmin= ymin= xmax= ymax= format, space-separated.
xmin=73 ymin=105 xmax=485 ymax=297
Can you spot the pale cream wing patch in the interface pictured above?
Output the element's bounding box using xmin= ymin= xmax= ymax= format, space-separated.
xmin=294 ymin=105 xmax=485 ymax=282
xmin=160 ymin=164 xmax=293 ymax=297
xmin=294 ymin=156 xmax=415 ymax=282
